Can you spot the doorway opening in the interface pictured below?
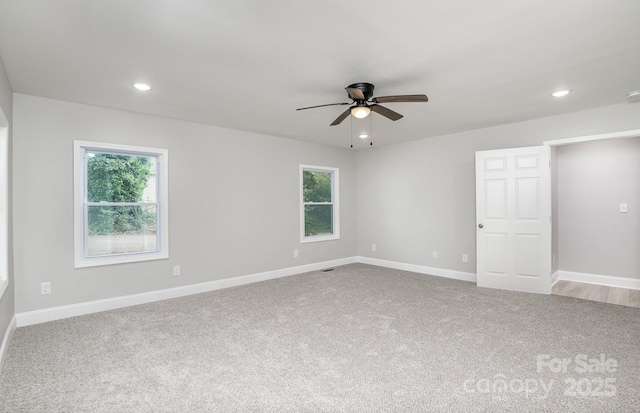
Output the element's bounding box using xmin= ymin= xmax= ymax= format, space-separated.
xmin=546 ymin=129 xmax=640 ymax=305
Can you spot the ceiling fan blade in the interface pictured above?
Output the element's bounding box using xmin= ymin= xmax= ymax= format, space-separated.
xmin=373 ymin=94 xmax=428 ymax=103
xmin=371 ymin=104 xmax=403 ymax=121
xmin=345 ymin=87 xmax=365 ymax=101
xmin=330 ymin=108 xmax=352 ymax=126
xmin=296 ymin=102 xmax=349 ymax=111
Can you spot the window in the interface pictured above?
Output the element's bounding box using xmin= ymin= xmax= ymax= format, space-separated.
xmin=74 ymin=141 xmax=169 ymax=267
xmin=300 ymin=165 xmax=339 ymax=243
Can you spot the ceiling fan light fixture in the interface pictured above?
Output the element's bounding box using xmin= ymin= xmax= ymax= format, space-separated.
xmin=351 ymin=106 xmax=371 ymax=119
xmin=358 ymin=133 xmax=369 ymax=139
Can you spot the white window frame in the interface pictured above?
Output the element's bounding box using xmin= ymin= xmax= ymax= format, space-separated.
xmin=0 ymin=109 xmax=8 ymax=299
xmin=73 ymin=141 xmax=169 ymax=268
xmin=300 ymin=164 xmax=340 ymax=243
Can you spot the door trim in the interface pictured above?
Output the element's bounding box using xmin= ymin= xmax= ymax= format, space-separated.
xmin=544 ymin=128 xmax=640 ymax=147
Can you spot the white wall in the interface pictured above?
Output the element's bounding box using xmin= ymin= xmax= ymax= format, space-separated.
xmin=356 ymin=102 xmax=640 ymax=275
xmin=11 ymin=93 xmax=640 ymax=316
xmin=13 ymin=94 xmax=357 ymax=313
xmin=557 ymin=137 xmax=640 ymax=279
xmin=0 ymin=58 xmax=14 ymax=348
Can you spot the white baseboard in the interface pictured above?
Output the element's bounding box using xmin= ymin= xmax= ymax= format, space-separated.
xmin=558 ymin=270 xmax=640 ymax=290
xmin=551 ymin=271 xmax=560 ymax=286
xmin=15 ymin=257 xmax=477 ymax=327
xmin=16 ymin=257 xmax=357 ymax=327
xmin=0 ymin=315 xmax=16 ymax=374
xmin=357 ymin=256 xmax=477 ymax=283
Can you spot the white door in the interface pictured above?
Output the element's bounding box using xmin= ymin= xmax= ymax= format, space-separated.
xmin=475 ymin=146 xmax=551 ymax=294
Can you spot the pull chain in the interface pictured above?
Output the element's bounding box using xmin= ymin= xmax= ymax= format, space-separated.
xmin=370 ymin=112 xmax=373 ymax=146
xmin=350 ymin=116 xmax=353 ymax=148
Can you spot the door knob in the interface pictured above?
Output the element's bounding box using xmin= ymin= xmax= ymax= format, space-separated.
xmin=478 ymin=224 xmax=484 ymax=229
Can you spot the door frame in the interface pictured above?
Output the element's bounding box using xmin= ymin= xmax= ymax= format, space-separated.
xmin=543 ymin=128 xmax=640 ymax=286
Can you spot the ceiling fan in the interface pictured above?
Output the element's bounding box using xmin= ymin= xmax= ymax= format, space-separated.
xmin=296 ymin=82 xmax=428 ymax=126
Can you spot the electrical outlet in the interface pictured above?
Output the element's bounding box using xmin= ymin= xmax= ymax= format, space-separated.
xmin=462 ymin=254 xmax=469 ymax=263
xmin=432 ymin=251 xmax=438 ymax=259
xmin=41 ymin=282 xmax=51 ymax=295
xmin=293 ymin=249 xmax=299 ymax=258
xmin=372 ymin=244 xmax=376 ymax=251
xmin=173 ymin=265 xmax=181 ymax=276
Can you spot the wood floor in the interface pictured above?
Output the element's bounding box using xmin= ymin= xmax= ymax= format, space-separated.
xmin=552 ymin=280 xmax=640 ymax=308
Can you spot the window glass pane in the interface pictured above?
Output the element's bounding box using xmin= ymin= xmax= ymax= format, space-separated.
xmin=87 ymin=205 xmax=157 ymax=256
xmin=304 ymin=205 xmax=333 ymax=236
xmin=303 ymin=170 xmax=332 ymax=203
xmin=87 ymin=152 xmax=156 ymax=202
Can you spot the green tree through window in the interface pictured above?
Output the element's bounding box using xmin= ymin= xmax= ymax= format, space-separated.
xmin=87 ymin=153 xmax=155 ymax=235
xmin=303 ymin=169 xmax=334 ymax=236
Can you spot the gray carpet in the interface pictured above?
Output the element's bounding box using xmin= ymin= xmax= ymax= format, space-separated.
xmin=1 ymin=263 xmax=638 ymax=412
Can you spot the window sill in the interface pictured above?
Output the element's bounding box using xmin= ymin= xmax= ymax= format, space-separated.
xmin=75 ymin=251 xmax=169 ymax=268
xmin=300 ymin=234 xmax=340 ymax=244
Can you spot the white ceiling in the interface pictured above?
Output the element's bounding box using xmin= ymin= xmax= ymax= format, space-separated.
xmin=0 ymin=0 xmax=639 ymax=149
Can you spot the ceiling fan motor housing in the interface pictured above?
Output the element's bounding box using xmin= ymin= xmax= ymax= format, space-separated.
xmin=347 ymin=82 xmax=375 ymax=101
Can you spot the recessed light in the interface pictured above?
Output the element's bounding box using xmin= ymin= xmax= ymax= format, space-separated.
xmin=552 ymin=89 xmax=571 ymax=98
xmin=133 ymin=83 xmax=151 ymax=91
xmin=358 ymin=134 xmax=369 ymax=139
